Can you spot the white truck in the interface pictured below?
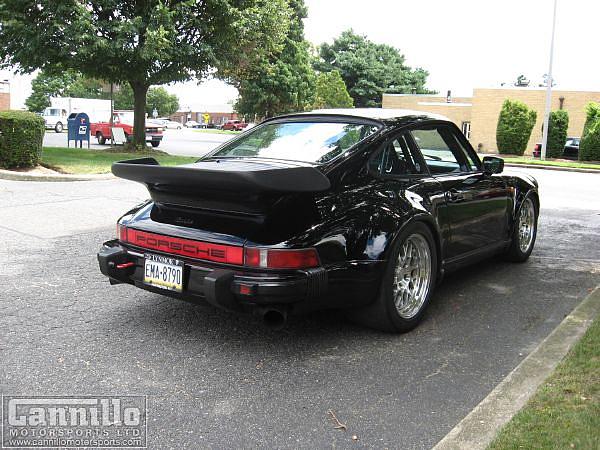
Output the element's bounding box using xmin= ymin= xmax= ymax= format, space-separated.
xmin=42 ymin=97 xmax=112 ymax=133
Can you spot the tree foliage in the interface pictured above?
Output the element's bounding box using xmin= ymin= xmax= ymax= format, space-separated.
xmin=115 ymin=85 xmax=179 ymax=117
xmin=496 ymin=99 xmax=537 ymax=155
xmin=546 ymin=110 xmax=569 ymax=158
xmin=314 ymin=30 xmax=432 ymax=108
xmin=312 ymin=70 xmax=353 ymax=109
xmin=25 ymin=70 xmax=106 ymax=113
xmin=0 ymin=0 xmax=291 ymax=147
xmin=232 ymin=0 xmax=314 ymax=119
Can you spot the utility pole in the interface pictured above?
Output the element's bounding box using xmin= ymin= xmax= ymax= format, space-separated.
xmin=540 ymin=0 xmax=558 ymax=161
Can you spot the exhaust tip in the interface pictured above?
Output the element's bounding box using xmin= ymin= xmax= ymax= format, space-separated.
xmin=262 ymin=309 xmax=287 ymax=330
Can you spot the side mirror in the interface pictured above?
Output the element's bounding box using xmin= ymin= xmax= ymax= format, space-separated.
xmin=482 ymin=156 xmax=504 ymax=175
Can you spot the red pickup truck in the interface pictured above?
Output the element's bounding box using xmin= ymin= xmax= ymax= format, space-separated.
xmin=91 ymin=111 xmax=164 ymax=147
xmin=221 ymin=119 xmax=248 ymax=131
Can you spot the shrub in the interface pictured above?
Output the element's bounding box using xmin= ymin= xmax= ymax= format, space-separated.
xmin=312 ymin=71 xmax=353 ymax=109
xmin=496 ymin=99 xmax=537 ymax=155
xmin=546 ymin=110 xmax=569 ymax=158
xmin=582 ymin=102 xmax=600 ymax=139
xmin=579 ymin=120 xmax=600 ymax=161
xmin=0 ymin=110 xmax=45 ymax=169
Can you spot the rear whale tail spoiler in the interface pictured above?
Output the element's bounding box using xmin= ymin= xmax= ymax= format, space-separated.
xmin=111 ymin=157 xmax=331 ymax=193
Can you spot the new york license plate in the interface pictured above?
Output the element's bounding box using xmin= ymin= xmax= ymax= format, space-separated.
xmin=143 ymin=253 xmax=184 ymax=292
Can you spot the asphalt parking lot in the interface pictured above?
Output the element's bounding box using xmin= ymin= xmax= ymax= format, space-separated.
xmin=43 ymin=128 xmax=234 ymax=157
xmin=0 ymin=168 xmax=598 ymax=449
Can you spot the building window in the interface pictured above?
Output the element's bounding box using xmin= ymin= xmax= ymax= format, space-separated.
xmin=461 ymin=121 xmax=471 ymax=140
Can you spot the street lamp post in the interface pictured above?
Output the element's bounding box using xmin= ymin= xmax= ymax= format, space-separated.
xmin=540 ymin=0 xmax=559 ymax=161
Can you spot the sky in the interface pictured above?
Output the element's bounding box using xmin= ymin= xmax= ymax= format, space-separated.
xmin=2 ymin=0 xmax=598 ymax=109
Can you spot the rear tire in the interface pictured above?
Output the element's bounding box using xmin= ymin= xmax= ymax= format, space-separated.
xmin=347 ymin=222 xmax=437 ymax=333
xmin=505 ymin=196 xmax=538 ymax=262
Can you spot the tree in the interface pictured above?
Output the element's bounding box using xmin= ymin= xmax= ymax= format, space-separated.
xmin=314 ymin=30 xmax=432 ymax=107
xmin=25 ymin=70 xmax=108 ymax=112
xmin=312 ymin=71 xmax=353 ymax=109
xmin=0 ymin=0 xmax=291 ymax=148
xmin=233 ymin=0 xmax=314 ymax=119
xmin=146 ymin=87 xmax=179 ymax=117
xmin=496 ymin=99 xmax=537 ymax=155
xmin=545 ymin=110 xmax=569 ymax=158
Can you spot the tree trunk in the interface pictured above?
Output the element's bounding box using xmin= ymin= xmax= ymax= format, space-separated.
xmin=131 ymin=81 xmax=149 ymax=149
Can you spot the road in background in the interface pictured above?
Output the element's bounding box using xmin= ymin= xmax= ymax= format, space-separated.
xmin=43 ymin=128 xmax=236 ymax=157
xmin=1 ymin=168 xmax=598 ymax=449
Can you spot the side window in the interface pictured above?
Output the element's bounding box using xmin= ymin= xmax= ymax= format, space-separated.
xmin=450 ymin=132 xmax=480 ymax=171
xmin=369 ymin=133 xmax=426 ymax=176
xmin=410 ymin=127 xmax=475 ymax=174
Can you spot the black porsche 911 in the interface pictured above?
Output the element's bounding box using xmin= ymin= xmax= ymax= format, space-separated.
xmin=98 ymin=109 xmax=539 ymax=332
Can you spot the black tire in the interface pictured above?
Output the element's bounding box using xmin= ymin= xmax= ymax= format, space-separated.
xmin=505 ymin=196 xmax=538 ymax=262
xmin=347 ymin=222 xmax=438 ymax=333
xmin=96 ymin=132 xmax=106 ymax=145
xmin=54 ymin=122 xmax=63 ymax=133
xmin=150 ymin=140 xmax=160 ymax=148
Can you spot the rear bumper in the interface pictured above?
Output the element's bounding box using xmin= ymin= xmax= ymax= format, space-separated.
xmin=97 ymin=240 xmax=328 ymax=313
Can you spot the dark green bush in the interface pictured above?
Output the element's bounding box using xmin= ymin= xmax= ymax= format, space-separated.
xmin=546 ymin=110 xmax=569 ymax=158
xmin=579 ymin=120 xmax=600 ymax=162
xmin=0 ymin=110 xmax=45 ymax=169
xmin=496 ymin=99 xmax=537 ymax=155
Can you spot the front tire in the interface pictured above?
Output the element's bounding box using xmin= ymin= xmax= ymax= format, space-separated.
xmin=505 ymin=197 xmax=538 ymax=262
xmin=348 ymin=222 xmax=437 ymax=333
xmin=54 ymin=122 xmax=63 ymax=133
xmin=96 ymin=132 xmax=106 ymax=145
xmin=150 ymin=140 xmax=160 ymax=148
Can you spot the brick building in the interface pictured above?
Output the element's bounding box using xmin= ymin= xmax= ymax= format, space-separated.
xmin=383 ymin=88 xmax=600 ymax=155
xmin=170 ymin=104 xmax=238 ymax=126
xmin=0 ymin=81 xmax=10 ymax=111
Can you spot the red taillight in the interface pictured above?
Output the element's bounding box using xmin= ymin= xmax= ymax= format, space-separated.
xmin=117 ymin=225 xmax=320 ymax=269
xmin=244 ymin=247 xmax=320 ymax=269
xmin=122 ymin=228 xmax=244 ymax=265
xmin=117 ymin=223 xmax=127 ymax=241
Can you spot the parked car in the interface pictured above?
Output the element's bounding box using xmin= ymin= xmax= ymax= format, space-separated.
xmin=222 ymin=119 xmax=248 ymax=131
xmin=184 ymin=120 xmax=199 ymax=128
xmin=99 ymin=109 xmax=539 ymax=332
xmin=91 ymin=111 xmax=163 ymax=147
xmin=533 ymin=137 xmax=580 ymax=159
xmin=163 ymin=120 xmax=183 ymax=130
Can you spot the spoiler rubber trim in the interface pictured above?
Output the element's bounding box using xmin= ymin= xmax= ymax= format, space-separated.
xmin=111 ymin=158 xmax=331 ymax=193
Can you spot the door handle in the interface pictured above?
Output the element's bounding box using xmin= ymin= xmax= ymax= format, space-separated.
xmin=447 ymin=189 xmax=464 ymax=203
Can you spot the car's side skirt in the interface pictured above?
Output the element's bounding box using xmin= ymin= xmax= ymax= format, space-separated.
xmin=442 ymin=240 xmax=511 ymax=273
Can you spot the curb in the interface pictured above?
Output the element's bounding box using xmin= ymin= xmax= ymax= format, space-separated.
xmin=504 ymin=163 xmax=600 ymax=174
xmin=432 ymin=286 xmax=600 ymax=450
xmin=0 ymin=169 xmax=114 ymax=182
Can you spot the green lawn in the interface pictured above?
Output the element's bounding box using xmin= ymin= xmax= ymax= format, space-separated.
xmin=192 ymin=128 xmax=239 ymax=135
xmin=502 ymin=157 xmax=600 ymax=170
xmin=41 ymin=147 xmax=198 ymax=174
xmin=488 ymin=316 xmax=600 ymax=449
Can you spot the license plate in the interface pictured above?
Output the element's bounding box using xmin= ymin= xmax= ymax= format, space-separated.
xmin=143 ymin=253 xmax=184 ymax=292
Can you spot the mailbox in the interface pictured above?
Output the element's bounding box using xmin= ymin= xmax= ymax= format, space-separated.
xmin=67 ymin=112 xmax=91 ymax=148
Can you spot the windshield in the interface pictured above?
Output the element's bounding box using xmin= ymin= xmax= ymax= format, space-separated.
xmin=210 ymin=120 xmax=380 ymax=163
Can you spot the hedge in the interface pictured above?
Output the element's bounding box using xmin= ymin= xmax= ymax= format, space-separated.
xmin=546 ymin=110 xmax=569 ymax=158
xmin=579 ymin=119 xmax=600 ymax=162
xmin=0 ymin=110 xmax=45 ymax=169
xmin=496 ymin=99 xmax=537 ymax=155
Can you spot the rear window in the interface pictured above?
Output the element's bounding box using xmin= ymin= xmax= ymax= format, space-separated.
xmin=211 ymin=121 xmax=380 ymax=163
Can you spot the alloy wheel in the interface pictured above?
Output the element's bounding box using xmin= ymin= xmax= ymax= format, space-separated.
xmin=392 ymin=233 xmax=432 ymax=319
xmin=518 ymin=198 xmax=535 ymax=253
